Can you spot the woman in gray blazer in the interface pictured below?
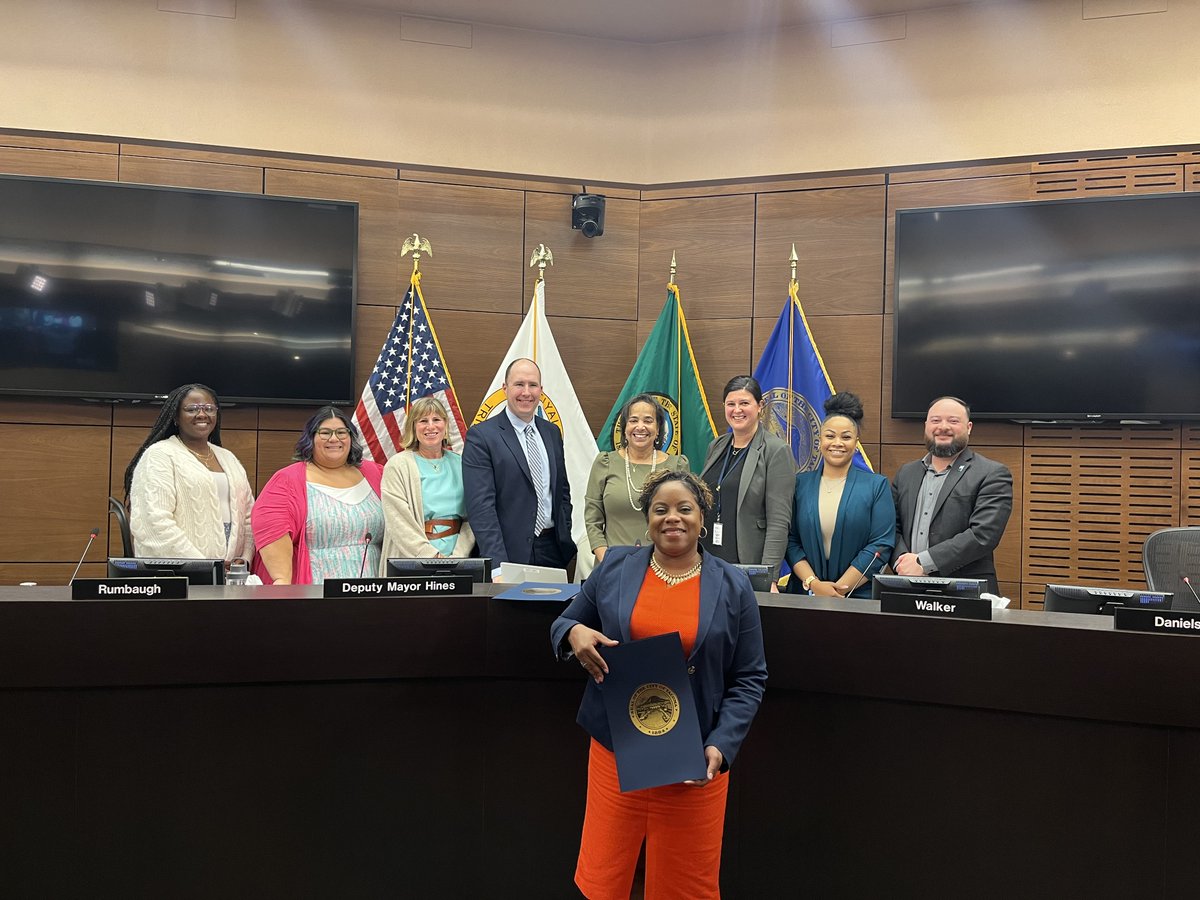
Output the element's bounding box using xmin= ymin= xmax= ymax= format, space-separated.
xmin=700 ymin=375 xmax=795 ymax=585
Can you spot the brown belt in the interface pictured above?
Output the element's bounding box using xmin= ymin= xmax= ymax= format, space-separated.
xmin=425 ymin=517 xmax=462 ymax=538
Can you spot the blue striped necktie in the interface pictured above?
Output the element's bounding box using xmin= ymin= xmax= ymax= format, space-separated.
xmin=526 ymin=423 xmax=550 ymax=533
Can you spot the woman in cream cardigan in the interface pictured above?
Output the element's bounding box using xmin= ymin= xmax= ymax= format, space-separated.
xmin=124 ymin=383 xmax=254 ymax=564
xmin=380 ymin=396 xmax=475 ymax=566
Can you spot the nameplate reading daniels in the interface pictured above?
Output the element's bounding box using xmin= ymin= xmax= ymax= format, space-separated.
xmin=71 ymin=577 xmax=189 ymax=600
xmin=878 ymin=592 xmax=992 ymax=621
xmin=322 ymin=575 xmax=473 ymax=599
xmin=1114 ymin=607 xmax=1200 ymax=636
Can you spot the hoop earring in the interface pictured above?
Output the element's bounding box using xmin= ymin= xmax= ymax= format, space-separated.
xmin=645 ymin=529 xmax=651 ymax=541
xmin=700 ymin=526 xmax=709 ymax=539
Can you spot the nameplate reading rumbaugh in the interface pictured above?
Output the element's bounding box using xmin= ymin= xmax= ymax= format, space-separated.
xmin=71 ymin=577 xmax=189 ymax=600
xmin=878 ymin=593 xmax=992 ymax=621
xmin=322 ymin=575 xmax=474 ymax=599
xmin=1113 ymin=607 xmax=1200 ymax=636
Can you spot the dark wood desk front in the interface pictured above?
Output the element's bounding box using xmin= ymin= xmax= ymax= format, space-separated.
xmin=1 ymin=587 xmax=1196 ymax=899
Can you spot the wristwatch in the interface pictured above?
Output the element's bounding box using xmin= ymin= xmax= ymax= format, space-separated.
xmin=802 ymin=574 xmax=817 ymax=592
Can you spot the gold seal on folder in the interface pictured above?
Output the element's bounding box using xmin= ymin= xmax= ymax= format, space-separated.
xmin=628 ymin=683 xmax=681 ymax=737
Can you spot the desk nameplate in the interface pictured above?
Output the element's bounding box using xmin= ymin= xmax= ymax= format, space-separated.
xmin=71 ymin=577 xmax=189 ymax=600
xmin=879 ymin=592 xmax=992 ymax=621
xmin=323 ymin=575 xmax=473 ymax=599
xmin=1114 ymin=607 xmax=1200 ymax=636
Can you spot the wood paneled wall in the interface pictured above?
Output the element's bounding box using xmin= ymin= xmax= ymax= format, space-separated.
xmin=3 ymin=132 xmax=1199 ymax=603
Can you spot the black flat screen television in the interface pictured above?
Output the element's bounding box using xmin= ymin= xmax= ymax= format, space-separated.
xmin=108 ymin=557 xmax=225 ymax=585
xmin=386 ymin=558 xmax=492 ymax=584
xmin=893 ymin=191 xmax=1200 ymax=420
xmin=0 ymin=174 xmax=357 ymax=405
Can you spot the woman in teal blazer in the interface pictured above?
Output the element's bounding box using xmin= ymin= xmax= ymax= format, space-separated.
xmin=786 ymin=393 xmax=895 ymax=599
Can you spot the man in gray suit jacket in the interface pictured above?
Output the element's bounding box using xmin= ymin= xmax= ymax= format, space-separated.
xmin=891 ymin=396 xmax=1013 ymax=594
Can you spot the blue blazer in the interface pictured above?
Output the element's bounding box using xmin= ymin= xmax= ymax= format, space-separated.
xmin=785 ymin=464 xmax=896 ymax=598
xmin=550 ymin=545 xmax=767 ymax=769
xmin=463 ymin=412 xmax=575 ymax=566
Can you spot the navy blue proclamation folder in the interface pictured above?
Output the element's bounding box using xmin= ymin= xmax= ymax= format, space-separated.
xmin=599 ymin=632 xmax=707 ymax=792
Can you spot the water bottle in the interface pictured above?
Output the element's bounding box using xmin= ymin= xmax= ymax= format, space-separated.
xmin=227 ymin=559 xmax=249 ymax=586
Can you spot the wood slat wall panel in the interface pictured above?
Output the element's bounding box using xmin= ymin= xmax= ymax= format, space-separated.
xmin=257 ymin=431 xmax=302 ymax=488
xmin=1183 ymin=426 xmax=1200 ymax=449
xmin=638 ymin=195 xmax=755 ymax=321
xmin=121 ymin=143 xmax=397 ymax=179
xmin=0 ymin=563 xmax=106 ymax=587
xmin=118 ymin=156 xmax=263 ymax=194
xmin=1031 ymin=150 xmax=1195 ymax=174
xmin=0 ymin=397 xmax=112 ymax=426
xmin=1031 ymin=166 xmax=1183 ymax=198
xmin=1023 ymin=449 xmax=1179 ymax=597
xmin=1186 ymin=164 xmax=1200 ymax=193
xmin=754 ymin=186 xmax=886 ymax=318
xmin=0 ymin=147 xmax=118 ymax=180
xmin=0 ymin=425 xmax=111 ymax=563
xmin=888 ymin=162 xmax=1032 ymax=184
xmin=265 ymin=170 xmax=400 ymax=310
xmin=751 ymin=314 xmax=884 ymax=448
xmin=396 ymin=180 xmax=525 ymax=316
xmin=1184 ymin=452 xmax=1200 ymax=527
xmin=522 ymin=193 xmax=639 ymax=321
xmin=1024 ymin=425 xmax=1181 ymax=448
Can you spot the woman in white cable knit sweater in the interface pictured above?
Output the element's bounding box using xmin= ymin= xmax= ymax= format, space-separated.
xmin=124 ymin=383 xmax=255 ymax=564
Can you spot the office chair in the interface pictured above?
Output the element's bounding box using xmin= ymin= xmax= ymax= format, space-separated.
xmin=108 ymin=496 xmax=134 ymax=558
xmin=1142 ymin=526 xmax=1200 ymax=611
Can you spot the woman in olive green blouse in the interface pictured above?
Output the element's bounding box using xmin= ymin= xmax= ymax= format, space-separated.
xmin=584 ymin=393 xmax=689 ymax=564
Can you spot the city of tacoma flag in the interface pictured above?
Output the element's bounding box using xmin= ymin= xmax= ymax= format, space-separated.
xmin=752 ymin=279 xmax=872 ymax=472
xmin=354 ymin=270 xmax=467 ymax=463
xmin=597 ymin=283 xmax=717 ymax=473
xmin=473 ymin=279 xmax=599 ymax=577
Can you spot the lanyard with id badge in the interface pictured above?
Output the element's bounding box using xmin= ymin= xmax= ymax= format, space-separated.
xmin=711 ymin=441 xmax=749 ymax=547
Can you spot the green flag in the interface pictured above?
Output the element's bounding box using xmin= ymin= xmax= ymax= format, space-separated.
xmin=598 ymin=284 xmax=717 ymax=472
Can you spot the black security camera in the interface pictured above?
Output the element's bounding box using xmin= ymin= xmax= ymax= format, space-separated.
xmin=572 ymin=193 xmax=605 ymax=238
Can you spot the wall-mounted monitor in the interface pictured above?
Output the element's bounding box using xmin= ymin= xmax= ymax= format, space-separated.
xmin=0 ymin=174 xmax=357 ymax=405
xmin=893 ymin=192 xmax=1200 ymax=421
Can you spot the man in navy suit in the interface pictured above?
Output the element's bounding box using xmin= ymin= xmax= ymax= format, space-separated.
xmin=891 ymin=396 xmax=1013 ymax=594
xmin=464 ymin=357 xmax=575 ymax=576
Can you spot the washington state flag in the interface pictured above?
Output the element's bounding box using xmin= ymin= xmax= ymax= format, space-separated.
xmin=597 ymin=283 xmax=717 ymax=472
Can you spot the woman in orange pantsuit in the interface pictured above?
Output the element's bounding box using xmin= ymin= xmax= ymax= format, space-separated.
xmin=551 ymin=470 xmax=768 ymax=899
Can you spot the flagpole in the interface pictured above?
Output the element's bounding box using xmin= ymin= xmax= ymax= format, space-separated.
xmin=529 ymin=243 xmax=554 ymax=365
xmin=669 ymin=251 xmax=681 ymax=429
xmin=400 ymin=233 xmax=432 ymax=409
xmin=787 ymin=244 xmax=798 ymax=456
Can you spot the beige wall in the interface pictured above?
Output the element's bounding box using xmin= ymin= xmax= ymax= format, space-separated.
xmin=1 ymin=1 xmax=1194 ymax=184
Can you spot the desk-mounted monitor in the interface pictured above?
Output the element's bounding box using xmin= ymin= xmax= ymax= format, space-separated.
xmin=107 ymin=557 xmax=224 ymax=585
xmin=386 ymin=558 xmax=492 ymax=584
xmin=1043 ymin=583 xmax=1172 ymax=616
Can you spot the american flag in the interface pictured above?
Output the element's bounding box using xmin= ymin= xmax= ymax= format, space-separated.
xmin=354 ymin=272 xmax=466 ymax=463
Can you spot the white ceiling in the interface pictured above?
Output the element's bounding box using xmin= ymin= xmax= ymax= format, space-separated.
xmin=311 ymin=0 xmax=982 ymax=43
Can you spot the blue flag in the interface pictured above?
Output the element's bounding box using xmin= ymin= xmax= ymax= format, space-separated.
xmin=752 ymin=281 xmax=873 ymax=473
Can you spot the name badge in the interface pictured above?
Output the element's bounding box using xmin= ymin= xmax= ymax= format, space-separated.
xmin=322 ymin=575 xmax=473 ymax=598
xmin=1114 ymin=607 xmax=1200 ymax=636
xmin=71 ymin=577 xmax=189 ymax=600
xmin=879 ymin=593 xmax=992 ymax=621
xmin=711 ymin=522 xmax=724 ymax=547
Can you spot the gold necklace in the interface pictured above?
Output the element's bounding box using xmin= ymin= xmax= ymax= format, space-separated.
xmin=649 ymin=553 xmax=703 ymax=587
xmin=185 ymin=443 xmax=215 ymax=463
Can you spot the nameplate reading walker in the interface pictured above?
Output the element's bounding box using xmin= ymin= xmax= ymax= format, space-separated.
xmin=879 ymin=592 xmax=992 ymax=621
xmin=71 ymin=577 xmax=188 ymax=600
xmin=1114 ymin=607 xmax=1200 ymax=636
xmin=322 ymin=575 xmax=473 ymax=599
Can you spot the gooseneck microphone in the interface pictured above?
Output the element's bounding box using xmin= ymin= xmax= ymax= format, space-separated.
xmin=358 ymin=532 xmax=374 ymax=578
xmin=1182 ymin=575 xmax=1200 ymax=608
xmin=845 ymin=552 xmax=882 ymax=597
xmin=69 ymin=526 xmax=101 ymax=584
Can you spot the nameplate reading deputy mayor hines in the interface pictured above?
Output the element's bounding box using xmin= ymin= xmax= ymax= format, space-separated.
xmin=322 ymin=575 xmax=474 ymax=599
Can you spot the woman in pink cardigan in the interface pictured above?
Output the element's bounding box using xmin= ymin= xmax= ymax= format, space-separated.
xmin=252 ymin=406 xmax=384 ymax=585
